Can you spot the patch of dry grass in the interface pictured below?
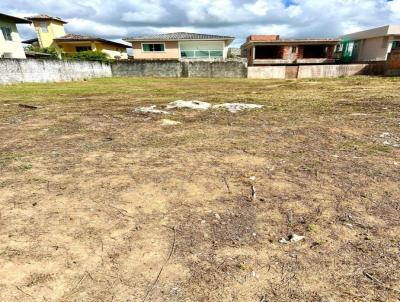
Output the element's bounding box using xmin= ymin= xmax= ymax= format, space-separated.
xmin=0 ymin=76 xmax=399 ymax=301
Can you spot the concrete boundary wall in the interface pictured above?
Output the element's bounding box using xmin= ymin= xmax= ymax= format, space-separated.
xmin=248 ymin=66 xmax=286 ymax=79
xmin=111 ymin=61 xmax=182 ymax=77
xmin=112 ymin=60 xmax=247 ymax=78
xmin=0 ymin=59 xmax=112 ymax=85
xmin=248 ymin=63 xmax=386 ymax=79
xmin=0 ymin=59 xmax=396 ymax=85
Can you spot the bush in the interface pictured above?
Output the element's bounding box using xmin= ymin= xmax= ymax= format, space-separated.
xmin=64 ymin=51 xmax=110 ymax=63
xmin=26 ymin=46 xmax=61 ymax=59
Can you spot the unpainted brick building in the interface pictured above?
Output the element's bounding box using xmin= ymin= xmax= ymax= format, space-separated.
xmin=241 ymin=35 xmax=338 ymax=66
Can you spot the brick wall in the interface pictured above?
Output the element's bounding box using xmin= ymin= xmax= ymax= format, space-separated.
xmin=246 ymin=35 xmax=279 ymax=42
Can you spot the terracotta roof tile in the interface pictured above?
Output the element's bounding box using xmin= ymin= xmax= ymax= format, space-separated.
xmin=125 ymin=32 xmax=234 ymax=41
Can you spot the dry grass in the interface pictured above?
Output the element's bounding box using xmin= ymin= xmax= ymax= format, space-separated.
xmin=0 ymin=76 xmax=399 ymax=301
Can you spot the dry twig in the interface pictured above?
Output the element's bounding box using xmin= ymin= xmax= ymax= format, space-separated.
xmin=142 ymin=226 xmax=177 ymax=302
xmin=363 ymin=271 xmax=400 ymax=294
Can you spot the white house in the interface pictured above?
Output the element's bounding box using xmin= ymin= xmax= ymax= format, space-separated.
xmin=124 ymin=32 xmax=234 ymax=60
xmin=0 ymin=13 xmax=31 ymax=59
xmin=340 ymin=25 xmax=400 ymax=62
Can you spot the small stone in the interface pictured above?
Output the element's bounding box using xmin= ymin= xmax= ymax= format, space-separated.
xmin=201 ymin=220 xmax=206 ymax=224
xmin=215 ymin=213 xmax=221 ymax=219
xmin=289 ymin=233 xmax=305 ymax=242
xmin=161 ymin=119 xmax=181 ymax=126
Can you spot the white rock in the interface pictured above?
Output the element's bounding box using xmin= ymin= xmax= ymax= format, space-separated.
xmin=215 ymin=213 xmax=221 ymax=220
xmin=289 ymin=234 xmax=305 ymax=242
xmin=280 ymin=233 xmax=305 ymax=244
xmin=161 ymin=119 xmax=181 ymax=126
xmin=380 ymin=132 xmax=391 ymax=138
xmin=166 ymin=100 xmax=211 ymax=110
xmin=350 ymin=113 xmax=368 ymax=116
xmin=279 ymin=238 xmax=289 ymax=244
xmin=212 ymin=103 xmax=263 ymax=113
xmin=135 ymin=105 xmax=170 ymax=115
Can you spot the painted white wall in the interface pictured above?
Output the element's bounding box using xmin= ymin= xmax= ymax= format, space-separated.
xmin=0 ymin=20 xmax=26 ymax=59
xmin=357 ymin=36 xmax=394 ymax=61
xmin=179 ymin=40 xmax=228 ymax=59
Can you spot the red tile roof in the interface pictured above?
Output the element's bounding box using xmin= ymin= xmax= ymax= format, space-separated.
xmin=26 ymin=14 xmax=67 ymax=24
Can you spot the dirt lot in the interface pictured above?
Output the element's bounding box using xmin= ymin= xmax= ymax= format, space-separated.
xmin=0 ymin=76 xmax=399 ymax=302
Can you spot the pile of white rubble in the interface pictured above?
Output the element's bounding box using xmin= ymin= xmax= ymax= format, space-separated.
xmin=135 ymin=100 xmax=263 ymax=114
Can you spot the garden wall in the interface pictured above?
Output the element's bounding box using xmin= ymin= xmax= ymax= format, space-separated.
xmin=0 ymin=58 xmax=396 ymax=85
xmin=248 ymin=63 xmax=386 ymax=79
xmin=111 ymin=60 xmax=247 ymax=78
xmin=0 ymin=59 xmax=112 ymax=85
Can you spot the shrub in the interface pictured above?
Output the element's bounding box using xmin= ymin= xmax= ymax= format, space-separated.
xmin=26 ymin=46 xmax=61 ymax=59
xmin=64 ymin=51 xmax=110 ymax=63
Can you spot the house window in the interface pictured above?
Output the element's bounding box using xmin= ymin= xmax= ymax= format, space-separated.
xmin=142 ymin=43 xmax=165 ymax=52
xmin=210 ymin=51 xmax=223 ymax=57
xmin=392 ymin=41 xmax=400 ymax=49
xmin=291 ymin=46 xmax=297 ymax=53
xmin=40 ymin=22 xmax=48 ymax=33
xmin=1 ymin=27 xmax=12 ymax=41
xmin=180 ymin=50 xmax=223 ymax=58
xmin=76 ymin=46 xmax=92 ymax=52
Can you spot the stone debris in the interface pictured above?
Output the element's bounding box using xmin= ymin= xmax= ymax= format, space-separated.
xmin=279 ymin=233 xmax=305 ymax=244
xmin=135 ymin=101 xmax=264 ymax=115
xmin=135 ymin=105 xmax=170 ymax=115
xmin=166 ymin=100 xmax=211 ymax=110
xmin=379 ymin=132 xmax=400 ymax=148
xmin=350 ymin=113 xmax=368 ymax=116
xmin=161 ymin=119 xmax=181 ymax=126
xmin=212 ymin=103 xmax=263 ymax=113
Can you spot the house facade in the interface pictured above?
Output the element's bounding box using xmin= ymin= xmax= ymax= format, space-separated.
xmin=0 ymin=13 xmax=31 ymax=59
xmin=25 ymin=15 xmax=128 ymax=59
xmin=339 ymin=25 xmax=400 ymax=62
xmin=242 ymin=35 xmax=338 ymax=66
xmin=124 ymin=32 xmax=234 ymax=60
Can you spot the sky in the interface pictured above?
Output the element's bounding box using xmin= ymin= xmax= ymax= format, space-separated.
xmin=1 ymin=0 xmax=400 ymax=47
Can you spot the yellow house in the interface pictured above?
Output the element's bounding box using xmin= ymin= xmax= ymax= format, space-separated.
xmin=0 ymin=13 xmax=31 ymax=59
xmin=25 ymin=15 xmax=128 ymax=59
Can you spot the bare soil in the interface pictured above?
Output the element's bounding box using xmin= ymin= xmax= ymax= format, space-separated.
xmin=0 ymin=77 xmax=399 ymax=301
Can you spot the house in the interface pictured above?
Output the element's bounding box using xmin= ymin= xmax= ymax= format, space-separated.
xmin=339 ymin=25 xmax=400 ymax=62
xmin=228 ymin=47 xmax=241 ymax=58
xmin=24 ymin=15 xmax=128 ymax=59
xmin=0 ymin=13 xmax=31 ymax=59
xmin=124 ymin=32 xmax=234 ymax=60
xmin=241 ymin=35 xmax=339 ymax=66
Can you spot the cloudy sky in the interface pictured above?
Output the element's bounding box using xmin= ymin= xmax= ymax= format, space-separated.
xmin=1 ymin=0 xmax=400 ymax=47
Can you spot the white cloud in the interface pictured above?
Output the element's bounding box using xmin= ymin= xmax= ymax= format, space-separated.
xmin=1 ymin=0 xmax=399 ymax=44
xmin=244 ymin=0 xmax=269 ymax=16
xmin=121 ymin=2 xmax=168 ymax=22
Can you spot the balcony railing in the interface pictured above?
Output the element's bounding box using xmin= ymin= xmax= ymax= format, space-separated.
xmin=181 ymin=50 xmax=223 ymax=59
